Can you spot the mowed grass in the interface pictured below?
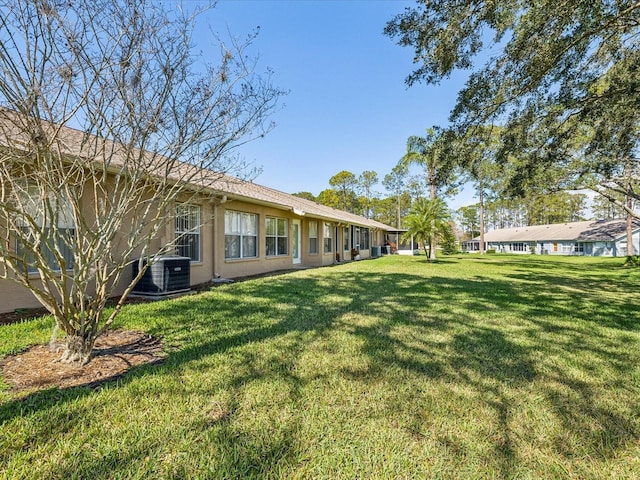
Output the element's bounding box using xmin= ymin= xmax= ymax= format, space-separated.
xmin=1 ymin=254 xmax=640 ymax=479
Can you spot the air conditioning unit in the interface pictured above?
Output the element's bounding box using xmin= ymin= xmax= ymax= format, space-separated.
xmin=131 ymin=255 xmax=191 ymax=296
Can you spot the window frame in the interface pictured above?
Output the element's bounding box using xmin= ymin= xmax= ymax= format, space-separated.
xmin=361 ymin=227 xmax=370 ymax=250
xmin=511 ymin=242 xmax=526 ymax=252
xmin=323 ymin=222 xmax=333 ymax=253
xmin=175 ymin=203 xmax=201 ymax=262
xmin=224 ymin=210 xmax=258 ymax=260
xmin=309 ymin=220 xmax=318 ymax=254
xmin=266 ymin=216 xmax=289 ymax=257
xmin=353 ymin=226 xmax=361 ymax=250
xmin=15 ymin=184 xmax=75 ymax=274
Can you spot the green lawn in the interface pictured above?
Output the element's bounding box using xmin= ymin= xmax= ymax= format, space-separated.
xmin=1 ymin=255 xmax=639 ymax=479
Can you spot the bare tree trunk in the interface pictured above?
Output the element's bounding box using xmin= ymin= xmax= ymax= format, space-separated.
xmin=428 ymin=167 xmax=438 ymax=260
xmin=60 ymin=335 xmax=95 ymax=365
xmin=626 ymin=159 xmax=635 ymax=256
xmin=429 ymin=182 xmax=437 ymax=200
xmin=479 ymin=177 xmax=486 ymax=255
xmin=627 ymin=197 xmax=634 ymax=256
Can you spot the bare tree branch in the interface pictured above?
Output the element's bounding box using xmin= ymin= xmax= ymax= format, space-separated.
xmin=0 ymin=0 xmax=283 ymax=364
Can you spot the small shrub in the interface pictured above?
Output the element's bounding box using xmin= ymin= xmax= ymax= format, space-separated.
xmin=624 ymin=255 xmax=640 ymax=267
xmin=441 ymin=239 xmax=458 ymax=255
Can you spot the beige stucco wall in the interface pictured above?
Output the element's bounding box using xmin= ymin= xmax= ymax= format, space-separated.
xmin=0 ymin=191 xmax=385 ymax=313
xmin=213 ymin=200 xmax=335 ymax=279
xmin=0 ymin=279 xmax=44 ymax=312
xmin=209 ymin=200 xmax=382 ymax=281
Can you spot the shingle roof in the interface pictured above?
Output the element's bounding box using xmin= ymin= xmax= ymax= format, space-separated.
xmin=475 ymin=219 xmax=639 ymax=243
xmin=1 ymin=109 xmax=394 ymax=231
xmin=209 ymin=175 xmax=393 ymax=230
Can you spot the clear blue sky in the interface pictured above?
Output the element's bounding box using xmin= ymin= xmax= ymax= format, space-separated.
xmin=197 ymin=0 xmax=475 ymax=209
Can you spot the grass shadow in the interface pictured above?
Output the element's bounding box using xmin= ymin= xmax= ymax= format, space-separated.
xmin=1 ymin=256 xmax=639 ymax=477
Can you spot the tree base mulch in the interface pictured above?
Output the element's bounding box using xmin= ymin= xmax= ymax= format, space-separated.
xmin=0 ymin=329 xmax=166 ymax=398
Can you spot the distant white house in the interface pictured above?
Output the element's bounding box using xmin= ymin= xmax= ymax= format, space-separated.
xmin=463 ymin=219 xmax=640 ymax=257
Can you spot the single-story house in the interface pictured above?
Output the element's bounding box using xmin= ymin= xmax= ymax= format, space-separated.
xmin=462 ymin=218 xmax=640 ymax=257
xmin=0 ymin=118 xmax=394 ymax=314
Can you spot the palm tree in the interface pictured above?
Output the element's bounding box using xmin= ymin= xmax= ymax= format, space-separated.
xmin=402 ymin=198 xmax=453 ymax=261
xmin=398 ymin=127 xmax=458 ymax=201
xmin=399 ymin=127 xmax=459 ymax=258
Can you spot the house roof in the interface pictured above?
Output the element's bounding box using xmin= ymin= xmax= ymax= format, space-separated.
xmin=209 ymin=175 xmax=394 ymax=230
xmin=0 ymin=109 xmax=394 ymax=231
xmin=473 ymin=219 xmax=640 ymax=243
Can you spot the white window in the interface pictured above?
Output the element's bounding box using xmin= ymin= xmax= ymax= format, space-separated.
xmin=361 ymin=228 xmax=370 ymax=250
xmin=15 ymin=184 xmax=75 ymax=273
xmin=266 ymin=217 xmax=288 ymax=256
xmin=511 ymin=243 xmax=526 ymax=252
xmin=323 ymin=223 xmax=333 ymax=253
xmin=309 ymin=221 xmax=318 ymax=254
xmin=353 ymin=226 xmax=362 ymax=250
xmin=343 ymin=227 xmax=349 ymax=251
xmin=225 ymin=211 xmax=258 ymax=259
xmin=175 ymin=204 xmax=201 ymax=262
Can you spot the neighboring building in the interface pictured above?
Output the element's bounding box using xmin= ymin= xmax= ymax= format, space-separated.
xmin=462 ymin=219 xmax=640 ymax=257
xmin=0 ymin=122 xmax=394 ymax=314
